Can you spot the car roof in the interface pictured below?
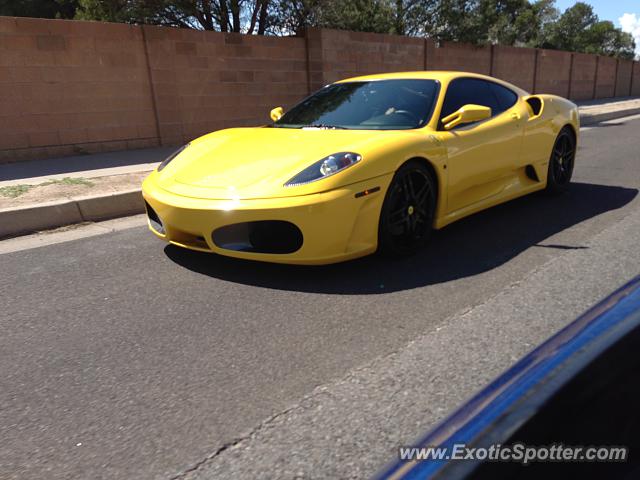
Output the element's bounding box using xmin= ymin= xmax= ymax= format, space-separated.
xmin=336 ymin=71 xmax=529 ymax=96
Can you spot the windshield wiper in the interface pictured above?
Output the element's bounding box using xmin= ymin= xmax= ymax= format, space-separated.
xmin=301 ymin=124 xmax=349 ymax=129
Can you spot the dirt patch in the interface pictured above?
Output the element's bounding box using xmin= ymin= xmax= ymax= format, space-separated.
xmin=0 ymin=171 xmax=151 ymax=209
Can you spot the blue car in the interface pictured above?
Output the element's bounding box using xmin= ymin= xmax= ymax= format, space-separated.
xmin=378 ymin=275 xmax=640 ymax=479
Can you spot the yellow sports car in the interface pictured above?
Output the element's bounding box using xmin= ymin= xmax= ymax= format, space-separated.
xmin=142 ymin=71 xmax=579 ymax=265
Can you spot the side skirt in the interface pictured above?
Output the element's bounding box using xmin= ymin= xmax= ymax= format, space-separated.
xmin=433 ymin=182 xmax=547 ymax=230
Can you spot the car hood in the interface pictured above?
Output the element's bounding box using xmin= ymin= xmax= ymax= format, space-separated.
xmin=155 ymin=127 xmax=410 ymax=200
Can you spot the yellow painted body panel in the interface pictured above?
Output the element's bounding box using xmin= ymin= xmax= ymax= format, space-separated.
xmin=142 ymin=71 xmax=579 ymax=264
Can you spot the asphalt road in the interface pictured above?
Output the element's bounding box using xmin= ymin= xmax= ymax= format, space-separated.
xmin=1 ymin=117 xmax=640 ymax=480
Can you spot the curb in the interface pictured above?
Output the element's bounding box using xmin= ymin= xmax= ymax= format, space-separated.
xmin=579 ymin=106 xmax=640 ymax=126
xmin=0 ymin=189 xmax=144 ymax=239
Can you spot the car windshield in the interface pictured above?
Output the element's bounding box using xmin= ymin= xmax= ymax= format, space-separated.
xmin=273 ymin=79 xmax=440 ymax=130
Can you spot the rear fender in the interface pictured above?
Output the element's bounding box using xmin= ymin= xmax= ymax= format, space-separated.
xmin=520 ymin=94 xmax=579 ymax=182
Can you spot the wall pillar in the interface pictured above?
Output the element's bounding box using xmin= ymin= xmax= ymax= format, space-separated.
xmin=304 ymin=27 xmax=325 ymax=93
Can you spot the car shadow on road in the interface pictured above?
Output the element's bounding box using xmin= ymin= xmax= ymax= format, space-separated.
xmin=164 ymin=182 xmax=637 ymax=294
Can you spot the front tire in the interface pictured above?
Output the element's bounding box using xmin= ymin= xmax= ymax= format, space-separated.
xmin=378 ymin=161 xmax=436 ymax=257
xmin=546 ymin=127 xmax=576 ymax=193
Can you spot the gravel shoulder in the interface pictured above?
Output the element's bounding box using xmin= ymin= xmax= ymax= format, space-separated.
xmin=0 ymin=171 xmax=149 ymax=209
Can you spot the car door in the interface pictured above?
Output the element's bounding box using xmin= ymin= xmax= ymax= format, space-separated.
xmin=439 ymin=78 xmax=527 ymax=214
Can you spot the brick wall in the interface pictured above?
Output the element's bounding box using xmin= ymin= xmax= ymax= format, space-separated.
xmin=615 ymin=60 xmax=633 ymax=97
xmin=1 ymin=17 xmax=639 ymax=163
xmin=308 ymin=29 xmax=425 ymax=91
xmin=0 ymin=16 xmax=157 ymax=162
xmin=428 ymin=41 xmax=492 ymax=75
xmin=594 ymin=56 xmax=617 ymax=99
xmin=492 ymin=45 xmax=536 ymax=92
xmin=142 ymin=26 xmax=307 ymax=146
xmin=535 ymin=49 xmax=572 ymax=97
xmin=632 ymin=63 xmax=640 ymax=96
xmin=570 ymin=53 xmax=598 ymax=100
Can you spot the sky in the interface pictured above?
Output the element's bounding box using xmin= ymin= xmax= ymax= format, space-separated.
xmin=554 ymin=0 xmax=640 ymax=55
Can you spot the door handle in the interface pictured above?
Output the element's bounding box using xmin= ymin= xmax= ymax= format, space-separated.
xmin=511 ymin=112 xmax=521 ymax=120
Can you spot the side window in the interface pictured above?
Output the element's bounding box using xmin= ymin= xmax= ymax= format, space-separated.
xmin=439 ymin=78 xmax=500 ymax=129
xmin=489 ymin=82 xmax=518 ymax=114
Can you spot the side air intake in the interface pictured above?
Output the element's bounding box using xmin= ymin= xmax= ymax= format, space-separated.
xmin=525 ymin=165 xmax=540 ymax=182
xmin=525 ymin=96 xmax=543 ymax=116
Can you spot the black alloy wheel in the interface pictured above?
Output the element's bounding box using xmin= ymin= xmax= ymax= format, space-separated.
xmin=546 ymin=127 xmax=576 ymax=193
xmin=378 ymin=161 xmax=436 ymax=257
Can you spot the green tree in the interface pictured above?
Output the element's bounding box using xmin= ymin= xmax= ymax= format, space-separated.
xmin=390 ymin=0 xmax=436 ymax=36
xmin=0 ymin=0 xmax=79 ymax=18
xmin=75 ymin=0 xmax=273 ymax=33
xmin=478 ymin=0 xmax=558 ymax=46
xmin=34 ymin=0 xmax=634 ymax=59
xmin=584 ymin=20 xmax=636 ymax=59
xmin=411 ymin=0 xmax=557 ymax=45
xmin=541 ymin=2 xmax=635 ymax=58
xmin=269 ymin=0 xmax=396 ymax=35
xmin=421 ymin=0 xmax=480 ymax=43
xmin=315 ymin=0 xmax=395 ymax=33
xmin=541 ymin=1 xmax=596 ymax=50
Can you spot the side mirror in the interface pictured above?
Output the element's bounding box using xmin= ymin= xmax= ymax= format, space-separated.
xmin=442 ymin=104 xmax=491 ymax=130
xmin=270 ymin=106 xmax=284 ymax=122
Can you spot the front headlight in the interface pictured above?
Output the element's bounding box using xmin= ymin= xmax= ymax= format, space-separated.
xmin=284 ymin=152 xmax=361 ymax=187
xmin=157 ymin=143 xmax=190 ymax=172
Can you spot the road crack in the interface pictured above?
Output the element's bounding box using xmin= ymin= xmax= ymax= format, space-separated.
xmin=169 ymin=392 xmax=333 ymax=479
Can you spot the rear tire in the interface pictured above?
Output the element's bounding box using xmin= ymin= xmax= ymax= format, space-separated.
xmin=378 ymin=161 xmax=436 ymax=257
xmin=546 ymin=127 xmax=576 ymax=194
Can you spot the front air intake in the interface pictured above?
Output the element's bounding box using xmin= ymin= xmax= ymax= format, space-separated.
xmin=212 ymin=221 xmax=303 ymax=254
xmin=144 ymin=201 xmax=165 ymax=234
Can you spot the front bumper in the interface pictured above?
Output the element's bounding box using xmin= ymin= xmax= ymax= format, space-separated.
xmin=141 ymin=172 xmax=392 ymax=265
